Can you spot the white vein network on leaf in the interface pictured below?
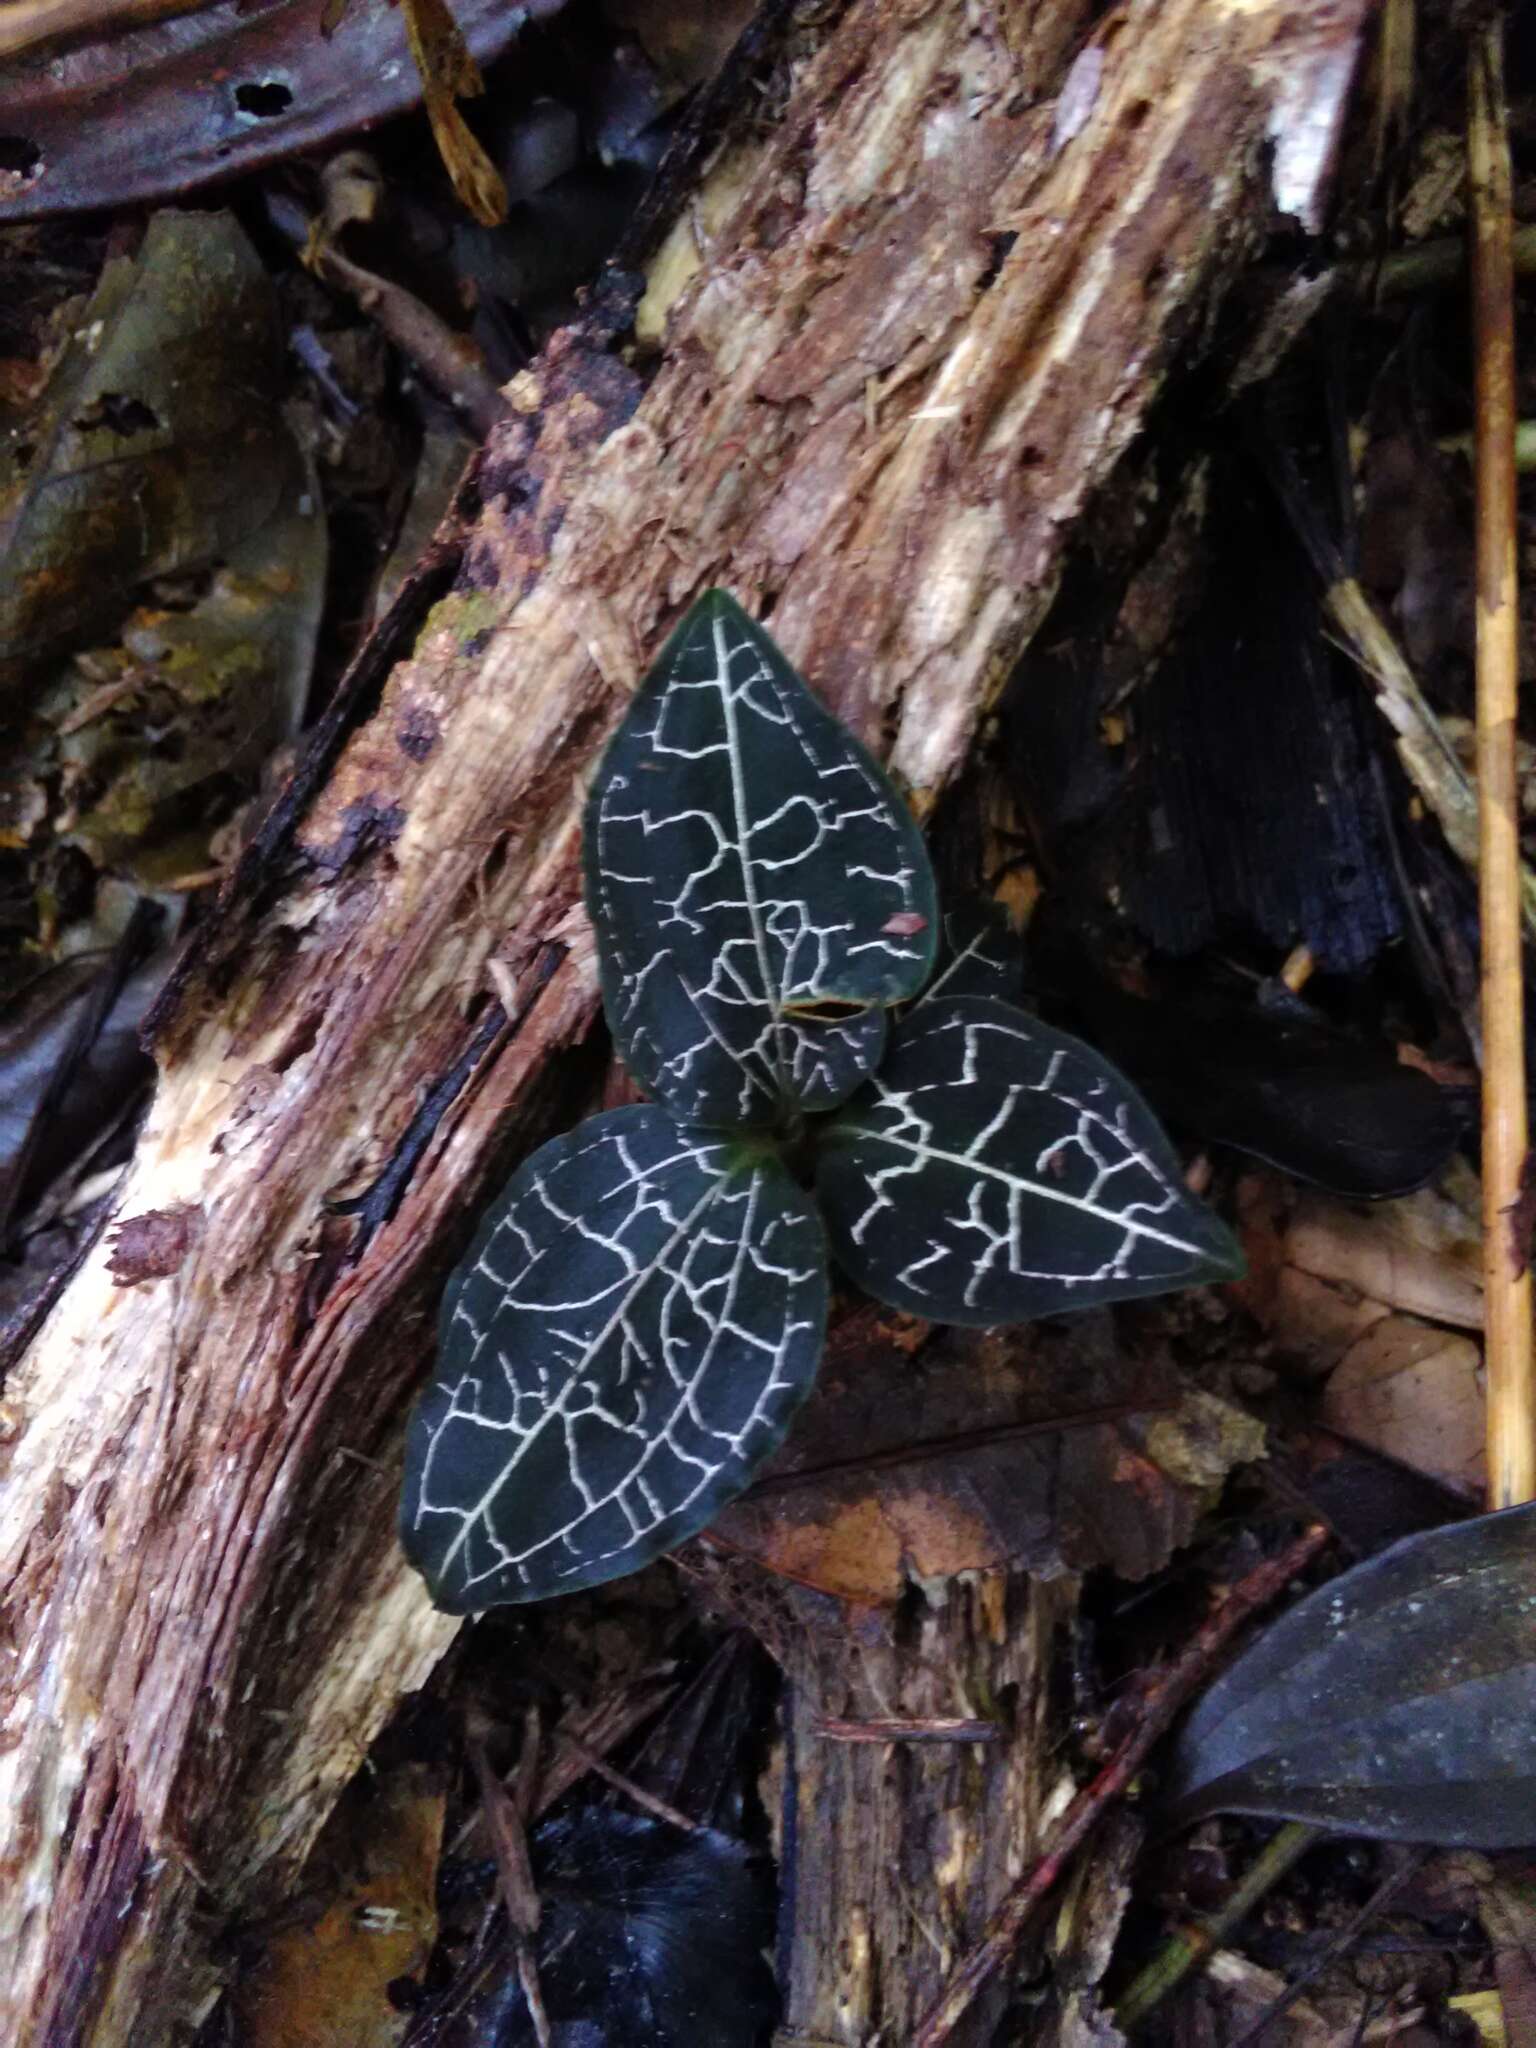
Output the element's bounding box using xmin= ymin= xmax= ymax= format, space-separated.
xmin=407 ymin=1113 xmax=824 ymax=1606
xmin=831 ymin=1003 xmax=1228 ymax=1316
xmin=591 ymin=603 xmax=929 ymax=1121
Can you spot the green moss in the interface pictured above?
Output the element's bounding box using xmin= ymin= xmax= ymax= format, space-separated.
xmin=418 ymin=590 xmax=505 ymax=654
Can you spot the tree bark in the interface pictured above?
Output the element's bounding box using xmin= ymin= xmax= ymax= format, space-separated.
xmin=0 ymin=0 xmax=1370 ymax=2038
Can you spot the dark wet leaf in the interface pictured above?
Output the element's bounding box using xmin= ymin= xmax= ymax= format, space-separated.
xmin=1166 ymin=1503 xmax=1536 ymax=1846
xmin=1009 ymin=470 xmax=1405 ymax=977
xmin=411 ymin=1808 xmax=777 ymax=2047
xmin=0 ymin=935 xmax=162 ymax=1243
xmin=0 ymin=0 xmax=555 ymax=222
xmin=1065 ymin=971 xmax=1462 ymax=1199
xmin=518 ymin=1810 xmax=777 ymax=2047
xmin=0 ymin=210 xmax=289 ymax=692
xmin=815 ymin=996 xmax=1243 ymax=1326
xmin=401 ymin=1106 xmax=827 ymax=1611
xmin=585 ymin=589 xmax=936 ymax=1126
xmin=0 ymin=953 xmax=114 ymax=1239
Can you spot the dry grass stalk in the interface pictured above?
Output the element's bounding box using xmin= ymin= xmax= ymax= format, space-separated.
xmin=1468 ymin=14 xmax=1535 ymax=1510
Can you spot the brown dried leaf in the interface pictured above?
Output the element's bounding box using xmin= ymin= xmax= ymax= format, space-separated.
xmin=711 ymin=1311 xmax=1264 ymax=1605
xmin=0 ymin=0 xmax=547 ymax=222
xmin=232 ymin=1762 xmax=444 ymax=2048
xmin=399 ymin=0 xmax=508 ymax=227
xmin=1284 ymin=1187 xmax=1483 ymax=1331
xmin=1321 ymin=1313 xmax=1485 ymax=1498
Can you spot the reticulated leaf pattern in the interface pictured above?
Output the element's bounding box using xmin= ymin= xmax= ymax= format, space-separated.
xmin=402 ymin=1106 xmax=827 ymax=1611
xmin=910 ymin=899 xmax=1024 ymax=1010
xmin=585 ymin=589 xmax=935 ymax=1126
xmin=815 ymin=996 xmax=1244 ymax=1325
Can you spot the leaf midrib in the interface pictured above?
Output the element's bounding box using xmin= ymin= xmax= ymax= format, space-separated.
xmin=712 ymin=607 xmax=789 ymax=1099
xmin=846 ymin=1124 xmax=1215 ymax=1259
xmin=435 ymin=1171 xmax=727 ymax=1582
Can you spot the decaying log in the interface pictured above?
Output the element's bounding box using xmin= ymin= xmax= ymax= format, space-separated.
xmin=774 ymin=1573 xmax=1071 ymax=2046
xmin=0 ymin=0 xmax=1372 ymax=2037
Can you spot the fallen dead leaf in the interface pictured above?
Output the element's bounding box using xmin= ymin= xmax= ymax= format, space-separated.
xmin=1285 ymin=1187 xmax=1483 ymax=1331
xmin=399 ymin=0 xmax=508 ymax=226
xmin=1321 ymin=1313 xmax=1485 ymax=1498
xmin=711 ymin=1310 xmax=1264 ymax=1605
xmin=231 ymin=1761 xmax=444 ymax=2048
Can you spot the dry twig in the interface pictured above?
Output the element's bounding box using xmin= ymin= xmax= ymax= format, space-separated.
xmin=467 ymin=1712 xmax=551 ymax=2048
xmin=549 ymin=1729 xmax=699 ymax=1835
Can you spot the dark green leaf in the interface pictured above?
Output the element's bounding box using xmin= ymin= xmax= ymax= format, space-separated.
xmin=402 ymin=1106 xmax=827 ymax=1611
xmin=585 ymin=589 xmax=936 ymax=1126
xmin=815 ymin=996 xmax=1243 ymax=1325
xmin=1166 ymin=1504 xmax=1536 ymax=1846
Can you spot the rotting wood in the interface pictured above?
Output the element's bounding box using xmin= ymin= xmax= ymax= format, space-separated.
xmin=0 ymin=0 xmax=1373 ymax=2037
xmin=774 ymin=1573 xmax=1067 ymax=2047
xmin=911 ymin=1524 xmax=1333 ymax=2047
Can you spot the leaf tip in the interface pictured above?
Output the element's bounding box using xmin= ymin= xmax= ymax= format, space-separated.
xmin=1202 ymin=1216 xmax=1249 ymax=1286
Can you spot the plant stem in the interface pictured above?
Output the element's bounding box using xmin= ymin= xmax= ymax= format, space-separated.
xmin=1348 ymin=221 xmax=1536 ymax=298
xmin=909 ymin=1523 xmax=1331 ymax=2047
xmin=1113 ymin=1818 xmax=1317 ymax=2032
xmin=1469 ymin=13 xmax=1535 ymax=1511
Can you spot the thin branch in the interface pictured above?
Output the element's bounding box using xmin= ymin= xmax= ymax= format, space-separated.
xmin=1224 ymin=1851 xmax=1425 ymax=2048
xmin=910 ymin=1523 xmax=1332 ymax=2047
xmin=466 ymin=1713 xmax=550 ymax=2048
xmin=549 ymin=1729 xmax=699 ymax=1835
xmin=1469 ymin=13 xmax=1535 ymax=1510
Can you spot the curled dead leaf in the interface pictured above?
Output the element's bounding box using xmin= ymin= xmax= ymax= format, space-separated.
xmin=399 ymin=0 xmax=508 ymax=226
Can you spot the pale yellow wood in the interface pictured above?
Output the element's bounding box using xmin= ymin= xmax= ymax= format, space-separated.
xmin=1469 ymin=19 xmax=1535 ymax=1510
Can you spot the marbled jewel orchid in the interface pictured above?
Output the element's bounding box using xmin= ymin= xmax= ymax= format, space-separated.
xmin=400 ymin=592 xmax=1242 ymax=1612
